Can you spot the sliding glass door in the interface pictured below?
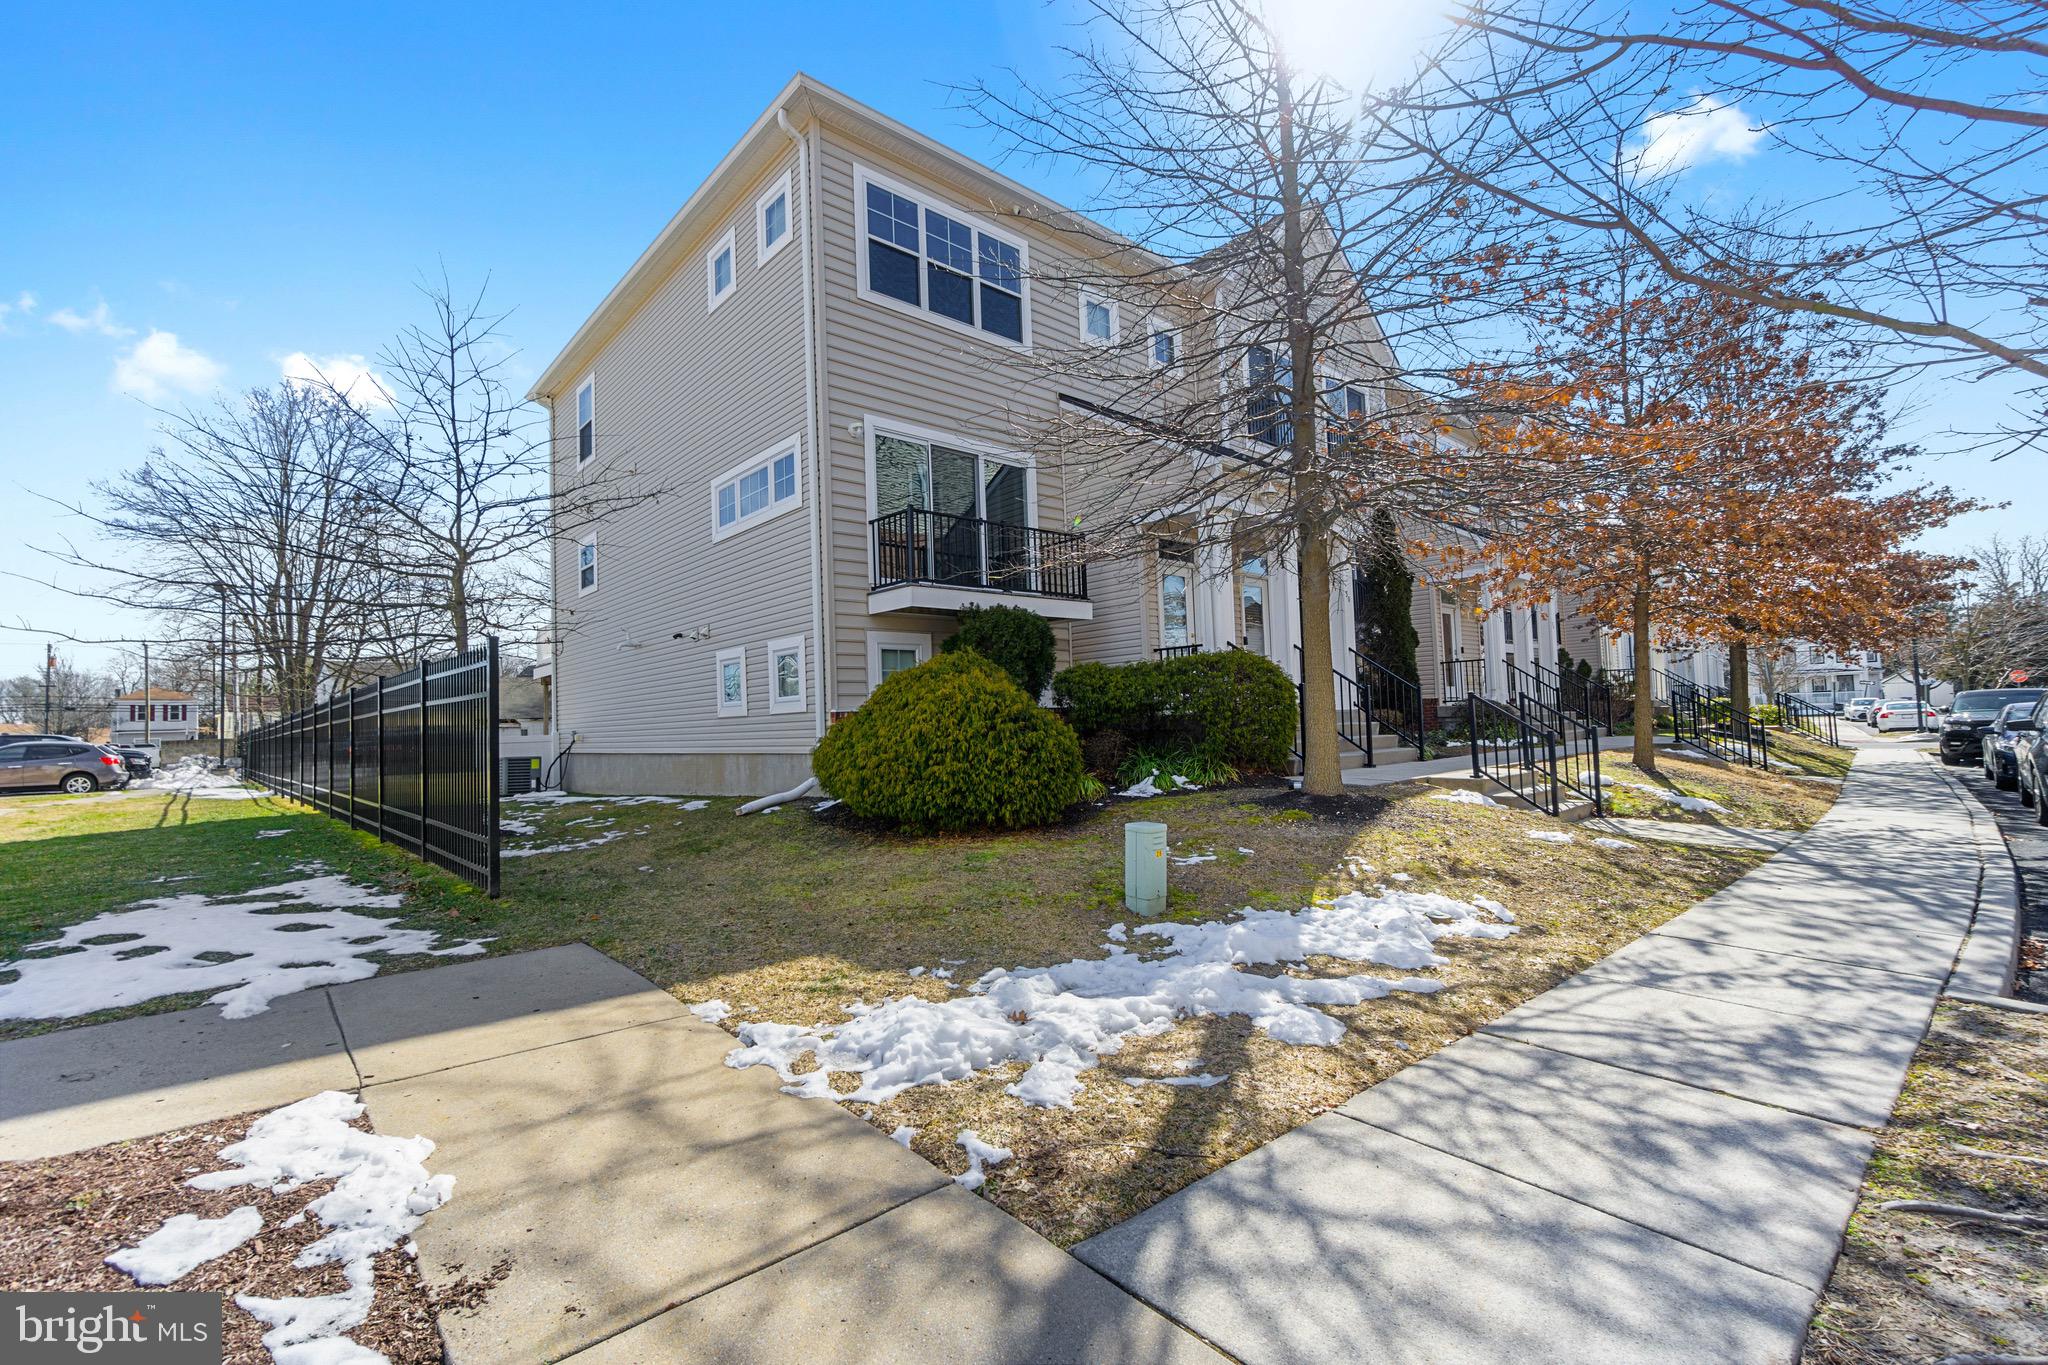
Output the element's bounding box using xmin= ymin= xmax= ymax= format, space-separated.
xmin=873 ymin=432 xmax=1034 ymax=590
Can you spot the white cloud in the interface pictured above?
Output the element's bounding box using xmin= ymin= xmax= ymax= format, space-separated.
xmin=279 ymin=351 xmax=393 ymax=409
xmin=1633 ymin=96 xmax=1765 ymax=176
xmin=49 ymin=297 xmax=135 ymax=337
xmin=0 ymin=291 xmax=32 ymax=333
xmin=113 ymin=330 xmax=226 ymax=401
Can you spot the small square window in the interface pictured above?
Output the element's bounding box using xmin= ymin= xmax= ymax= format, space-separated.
xmin=1083 ymin=297 xmax=1113 ymax=343
xmin=758 ymin=174 xmax=791 ymax=265
xmin=707 ymin=230 xmax=738 ymax=310
xmin=879 ymin=648 xmax=919 ymax=678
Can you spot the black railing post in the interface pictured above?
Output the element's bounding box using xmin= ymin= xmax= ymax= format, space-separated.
xmin=1467 ymin=693 xmax=1481 ymax=779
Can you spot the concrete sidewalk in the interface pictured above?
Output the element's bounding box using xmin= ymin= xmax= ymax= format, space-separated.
xmin=0 ymin=945 xmax=1219 ymax=1364
xmin=1076 ymin=744 xmax=1989 ymax=1363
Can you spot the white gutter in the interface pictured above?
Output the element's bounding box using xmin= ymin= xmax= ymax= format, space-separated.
xmin=780 ymin=104 xmax=830 ymax=737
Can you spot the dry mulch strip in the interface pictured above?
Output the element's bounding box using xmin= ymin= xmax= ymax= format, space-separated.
xmin=0 ymin=1110 xmax=442 ymax=1364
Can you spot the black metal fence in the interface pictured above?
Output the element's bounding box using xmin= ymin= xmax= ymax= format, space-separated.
xmin=240 ymin=639 xmax=501 ymax=895
xmin=1774 ymin=692 xmax=1846 ymax=748
xmin=871 ymin=508 xmax=1089 ymax=600
xmin=1466 ymin=692 xmax=1560 ymax=815
xmin=1669 ymin=680 xmax=1771 ymax=771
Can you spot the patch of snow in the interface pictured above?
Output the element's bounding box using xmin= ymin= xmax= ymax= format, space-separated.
xmin=1471 ymin=896 xmax=1516 ymax=925
xmin=814 ymin=799 xmax=841 ymax=812
xmin=107 ymin=1205 xmax=263 ymax=1285
xmin=1525 ymin=830 xmax=1574 ymax=844
xmin=681 ymin=800 xmax=711 ymax=811
xmin=500 ymin=828 xmax=636 ymax=858
xmin=907 ymin=966 xmax=926 ymax=977
xmin=1610 ymin=780 xmax=1731 ymax=815
xmin=1429 ymin=789 xmax=1501 ymax=807
xmin=1171 ymin=852 xmax=1216 ymax=866
xmin=890 ymin=1125 xmax=918 ymax=1148
xmin=134 ymin=757 xmax=263 ymax=800
xmin=1104 ymin=923 xmax=1126 ymax=943
xmin=256 ymin=829 xmax=294 ymax=839
xmin=689 ymin=999 xmax=732 ymax=1024
xmin=725 ymin=888 xmax=1515 ymax=1109
xmin=1237 ymin=847 xmax=1255 ymax=856
xmin=0 ymin=874 xmax=489 ymax=1021
xmin=1388 ymin=872 xmax=1413 ymax=883
xmin=1118 ymin=774 xmax=1165 ymax=798
xmin=497 ymin=818 xmax=538 ymax=837
xmin=187 ymin=1091 xmax=452 ymax=1364
xmin=953 ymin=1130 xmax=1012 ymax=1190
xmin=1123 ymin=1073 xmax=1225 ymax=1088
xmin=930 ymin=968 xmax=953 ymax=980
xmin=1592 ymin=837 xmax=1634 ymax=850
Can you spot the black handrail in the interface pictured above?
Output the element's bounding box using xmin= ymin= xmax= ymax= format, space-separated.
xmin=870 ymin=508 xmax=1087 ymax=600
xmin=1773 ymin=692 xmax=1846 ymax=748
xmin=1518 ymin=691 xmax=1605 ymax=815
xmin=1155 ymin=643 xmax=1202 ymax=659
xmin=1466 ymin=692 xmax=1559 ymax=816
xmin=1294 ymin=645 xmax=1375 ymax=765
xmin=1442 ymin=656 xmax=1489 ymax=700
xmin=1353 ymin=650 xmax=1428 ymax=759
xmin=1670 ymin=683 xmax=1772 ymax=770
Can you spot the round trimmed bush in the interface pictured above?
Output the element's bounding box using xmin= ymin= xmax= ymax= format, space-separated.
xmin=813 ymin=650 xmax=1089 ymax=833
xmin=939 ymin=604 xmax=1057 ymax=698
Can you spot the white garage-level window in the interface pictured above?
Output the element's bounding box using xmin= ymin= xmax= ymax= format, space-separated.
xmin=715 ymin=646 xmax=748 ymax=718
xmin=575 ymin=377 xmax=595 ymax=466
xmin=757 ymin=173 xmax=792 ymax=265
xmin=712 ymin=436 xmax=803 ymax=542
xmin=576 ymin=535 xmax=598 ymax=595
xmin=866 ymin=631 xmax=929 ymax=693
xmin=767 ymin=636 xmax=806 ymax=713
xmin=706 ymin=229 xmax=737 ymax=312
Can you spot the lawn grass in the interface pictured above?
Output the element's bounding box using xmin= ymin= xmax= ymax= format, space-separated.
xmin=4 ymin=759 xmax=1841 ymax=1244
xmin=1598 ymin=749 xmax=1841 ymax=828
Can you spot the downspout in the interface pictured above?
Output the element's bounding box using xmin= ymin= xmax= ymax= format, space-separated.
xmin=779 ymin=104 xmax=829 ymax=739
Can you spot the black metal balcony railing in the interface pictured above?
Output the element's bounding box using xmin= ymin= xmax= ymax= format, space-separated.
xmin=870 ymin=508 xmax=1088 ymax=601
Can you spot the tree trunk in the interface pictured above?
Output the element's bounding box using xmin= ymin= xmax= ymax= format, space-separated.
xmin=449 ymin=567 xmax=470 ymax=656
xmin=1632 ymin=586 xmax=1658 ymax=773
xmin=1298 ymin=525 xmax=1344 ymax=795
xmin=1727 ymin=639 xmax=1751 ymax=724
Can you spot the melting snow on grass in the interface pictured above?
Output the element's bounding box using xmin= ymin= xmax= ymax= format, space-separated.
xmin=1525 ymin=829 xmax=1574 ymax=844
xmin=953 ymin=1130 xmax=1012 ymax=1190
xmin=1119 ymin=772 xmax=1199 ymax=798
xmin=725 ymin=887 xmax=1517 ymax=1109
xmin=107 ymin=1206 xmax=265 ymax=1285
xmin=1601 ymin=777 xmax=1731 ymax=815
xmin=0 ymin=873 xmax=489 ymax=1021
xmin=1592 ymin=837 xmax=1635 ymax=850
xmin=136 ymin=757 xmax=263 ymax=800
xmin=499 ymin=827 xmax=642 ymax=858
xmin=689 ymin=999 xmax=732 ymax=1024
xmin=176 ymin=1091 xmax=452 ymax=1362
xmin=1429 ymin=790 xmax=1501 ymax=807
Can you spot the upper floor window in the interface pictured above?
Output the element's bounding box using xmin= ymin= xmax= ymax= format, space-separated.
xmin=1150 ymin=322 xmax=1177 ymax=370
xmin=1081 ymin=294 xmax=1115 ymax=345
xmin=758 ymin=174 xmax=791 ymax=264
xmin=860 ymin=172 xmax=1026 ymax=345
xmin=1324 ymin=379 xmax=1373 ymax=453
xmin=707 ymin=230 xmax=737 ymax=311
xmin=1247 ymin=345 xmax=1292 ymax=447
xmin=714 ymin=439 xmax=803 ymax=541
xmin=577 ymin=536 xmax=598 ymax=594
xmin=576 ymin=378 xmax=595 ymax=465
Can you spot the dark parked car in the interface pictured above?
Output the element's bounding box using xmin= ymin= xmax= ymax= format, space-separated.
xmin=0 ymin=740 xmax=131 ymax=794
xmin=110 ymin=745 xmax=155 ymax=779
xmin=1980 ymin=702 xmax=2039 ymax=790
xmin=1939 ymin=687 xmax=2046 ymax=763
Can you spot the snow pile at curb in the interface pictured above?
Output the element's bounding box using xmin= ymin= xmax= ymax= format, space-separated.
xmin=193 ymin=1091 xmax=452 ymax=1363
xmin=0 ymin=873 xmax=489 ymax=1021
xmin=107 ymin=1206 xmax=264 ymax=1285
xmin=725 ymin=888 xmax=1516 ymax=1109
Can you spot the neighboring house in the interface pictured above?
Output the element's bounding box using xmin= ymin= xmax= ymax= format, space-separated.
xmin=110 ymin=689 xmax=200 ymax=743
xmin=533 ymin=75 xmax=1577 ymax=795
xmin=1784 ymin=644 xmax=1886 ymax=711
xmin=1882 ymin=671 xmax=1955 ymax=709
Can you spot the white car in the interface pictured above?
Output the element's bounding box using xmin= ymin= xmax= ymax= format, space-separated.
xmin=1843 ymin=697 xmax=1881 ymax=723
xmin=1873 ymin=700 xmax=1940 ymax=732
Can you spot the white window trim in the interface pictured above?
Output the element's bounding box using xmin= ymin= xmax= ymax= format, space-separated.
xmin=1147 ymin=315 xmax=1178 ymax=372
xmin=574 ymin=374 xmax=596 ymax=467
xmin=852 ymin=162 xmax=1033 ymax=352
xmin=715 ymin=646 xmax=748 ymax=718
xmin=1079 ymin=292 xmax=1118 ymax=347
xmin=756 ymin=171 xmax=793 ymax=266
xmin=866 ymin=631 xmax=931 ymax=694
xmin=575 ymin=533 xmax=598 ymax=597
xmin=767 ymin=635 xmax=807 ymax=714
xmin=711 ymin=433 xmax=805 ymax=543
xmin=706 ymin=228 xmax=738 ymax=312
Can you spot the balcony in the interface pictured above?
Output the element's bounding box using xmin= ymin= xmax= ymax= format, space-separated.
xmin=869 ymin=508 xmax=1093 ymax=620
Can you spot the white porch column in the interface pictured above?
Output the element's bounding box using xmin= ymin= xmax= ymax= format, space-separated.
xmin=1479 ymin=584 xmax=1505 ymax=698
xmin=1194 ymin=540 xmax=1231 ymax=651
xmin=1276 ymin=546 xmax=1302 ymax=681
xmin=1541 ymin=591 xmax=1561 ymax=672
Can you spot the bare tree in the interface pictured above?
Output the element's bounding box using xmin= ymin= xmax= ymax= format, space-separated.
xmin=1935 ymin=535 xmax=2048 ymax=684
xmin=1399 ymin=0 xmax=2048 ymax=451
xmin=961 ymin=0 xmax=1550 ymax=792
xmin=312 ymin=275 xmax=661 ymax=655
xmin=0 ymin=651 xmax=116 ymax=731
xmin=37 ymin=383 xmax=396 ymax=711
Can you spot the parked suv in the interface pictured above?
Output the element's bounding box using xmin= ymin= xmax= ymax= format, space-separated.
xmin=1939 ymin=687 xmax=2045 ymax=764
xmin=1982 ymin=703 xmax=2039 ymax=790
xmin=0 ymin=740 xmax=131 ymax=794
xmin=1843 ymin=698 xmax=1881 ymax=723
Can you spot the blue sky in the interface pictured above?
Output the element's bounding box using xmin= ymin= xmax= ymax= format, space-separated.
xmin=1 ymin=1 xmax=2024 ymax=677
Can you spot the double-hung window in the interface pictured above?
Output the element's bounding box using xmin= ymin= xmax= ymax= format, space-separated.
xmin=715 ymin=647 xmax=747 ymax=717
xmin=713 ymin=438 xmax=803 ymax=541
xmin=1081 ymin=294 xmax=1115 ymax=345
xmin=707 ymin=230 xmax=737 ymax=311
xmin=757 ymin=173 xmax=791 ymax=264
xmin=1247 ymin=346 xmax=1293 ymax=447
xmin=1324 ymin=379 xmax=1373 ymax=455
xmin=1149 ymin=321 xmax=1177 ymax=370
xmin=576 ymin=536 xmax=598 ymax=594
xmin=767 ymin=636 xmax=805 ymax=713
xmin=575 ymin=378 xmax=595 ymax=465
xmin=861 ymin=172 xmax=1027 ymax=344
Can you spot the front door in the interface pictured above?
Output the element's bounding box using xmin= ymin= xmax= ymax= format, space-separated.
xmin=1240 ymin=557 xmax=1269 ymax=656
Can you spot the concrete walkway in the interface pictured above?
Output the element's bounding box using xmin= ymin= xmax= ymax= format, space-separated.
xmin=0 ymin=947 xmax=1219 ymax=1364
xmin=1076 ymin=744 xmax=1991 ymax=1363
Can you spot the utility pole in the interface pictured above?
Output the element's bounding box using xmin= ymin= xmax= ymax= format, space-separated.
xmin=42 ymin=643 xmax=53 ymax=731
xmin=141 ymin=640 xmax=152 ymax=744
xmin=1911 ymin=637 xmax=1926 ymax=733
xmin=214 ymin=582 xmax=229 ymax=768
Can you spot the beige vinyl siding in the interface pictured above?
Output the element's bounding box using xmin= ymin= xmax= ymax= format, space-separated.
xmin=812 ymin=124 xmax=1098 ymax=701
xmin=549 ymin=142 xmax=817 ymax=757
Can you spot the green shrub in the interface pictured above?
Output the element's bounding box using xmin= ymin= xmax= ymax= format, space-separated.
xmin=1053 ymin=650 xmax=1296 ymax=775
xmin=1115 ymin=746 xmax=1239 ymax=790
xmin=813 ymin=651 xmax=1088 ymax=833
xmin=939 ymin=605 xmax=1057 ymax=698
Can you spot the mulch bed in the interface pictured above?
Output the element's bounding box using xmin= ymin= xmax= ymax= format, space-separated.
xmin=0 ymin=1111 xmax=442 ymax=1364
